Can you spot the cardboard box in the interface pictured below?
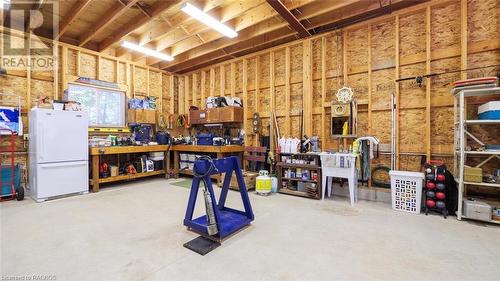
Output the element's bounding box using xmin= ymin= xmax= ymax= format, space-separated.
xmin=464 ymin=167 xmax=482 ymax=183
xmin=110 ymin=165 xmax=119 ymax=177
xmin=219 ymin=106 xmax=243 ymax=123
xmin=189 ymin=109 xmax=208 ymax=124
xmin=128 ymin=109 xmax=156 ymax=124
xmin=229 ymin=171 xmax=258 ymax=190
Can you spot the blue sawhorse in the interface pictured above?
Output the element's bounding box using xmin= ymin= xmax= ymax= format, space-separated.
xmin=184 ymin=156 xmax=254 ymax=241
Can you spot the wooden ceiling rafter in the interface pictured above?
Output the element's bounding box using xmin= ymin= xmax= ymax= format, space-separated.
xmin=129 ymin=0 xmax=256 ymax=62
xmin=266 ymin=0 xmax=311 ymax=38
xmin=78 ymin=0 xmax=140 ymax=47
xmin=158 ymin=0 xmax=358 ymax=71
xmin=147 ymin=0 xmax=315 ymax=66
xmin=56 ymin=0 xmax=92 ymax=40
xmin=98 ymin=0 xmax=179 ymax=51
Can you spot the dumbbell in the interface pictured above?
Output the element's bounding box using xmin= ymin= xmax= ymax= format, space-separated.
xmin=426 ymin=191 xmax=436 ymax=199
xmin=436 ymin=201 xmax=446 ymax=209
xmin=426 ymin=199 xmax=436 ymax=208
xmin=435 ymin=192 xmax=445 ymax=200
xmin=436 ymin=183 xmax=445 ymax=191
xmin=426 ymin=182 xmax=436 ymax=190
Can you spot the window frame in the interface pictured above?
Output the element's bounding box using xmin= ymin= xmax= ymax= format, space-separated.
xmin=66 ymin=82 xmax=127 ymax=128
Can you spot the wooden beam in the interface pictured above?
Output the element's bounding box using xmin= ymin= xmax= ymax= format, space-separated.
xmin=425 ymin=6 xmax=431 ymax=160
xmin=303 ymin=39 xmax=312 ymax=136
xmin=79 ymin=0 xmax=139 ymax=47
xmin=367 ymin=25 xmax=372 ymax=136
xmin=220 ymin=64 xmax=225 ymax=96
xmin=230 ymin=63 xmax=236 ymax=97
xmin=266 ymin=0 xmax=311 ymax=38
xmin=460 ymin=0 xmax=467 ymax=80
xmin=242 ymin=59 xmax=248 ymax=144
xmin=285 ymin=46 xmax=291 ymax=137
xmin=98 ymin=0 xmax=178 ymax=51
xmin=395 ymin=15 xmax=400 ymax=169
xmin=56 ymin=0 xmax=92 ymax=40
xmin=321 ymin=37 xmax=326 ymax=150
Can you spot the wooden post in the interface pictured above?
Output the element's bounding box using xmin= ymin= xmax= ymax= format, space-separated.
xmin=285 ymin=47 xmax=291 ymax=137
xmin=76 ymin=50 xmax=81 ymax=76
xmin=255 ymin=57 xmax=260 ymax=146
xmin=321 ymin=37 xmax=326 ymax=151
xmin=395 ymin=15 xmax=401 ymax=169
xmin=169 ymin=75 xmax=175 ymax=114
xmin=303 ymin=39 xmax=312 ymax=136
xmin=243 ymin=59 xmax=248 ymax=144
xmin=146 ymin=67 xmax=150 ymax=96
xmin=367 ymin=25 xmax=372 ymax=137
xmin=210 ymin=68 xmax=215 ymax=97
xmin=61 ymin=46 xmax=68 ymax=97
xmin=96 ymin=55 xmax=101 ymax=81
xmin=53 ymin=43 xmax=59 ymax=100
xmin=126 ymin=63 xmax=131 ymax=99
xmin=425 ymin=6 xmax=431 ymax=160
xmin=192 ymin=73 xmax=197 ymax=107
xmin=460 ymin=0 xmax=467 ymax=80
xmin=220 ymin=64 xmax=225 ymax=96
xmin=270 ymin=51 xmax=275 ymax=153
xmin=200 ymin=71 xmax=206 ymax=107
xmin=230 ymin=62 xmax=236 ymax=98
xmin=184 ymin=76 xmax=190 ymax=113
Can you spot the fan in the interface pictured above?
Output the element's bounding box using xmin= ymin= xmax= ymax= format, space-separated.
xmin=336 ymin=86 xmax=353 ymax=103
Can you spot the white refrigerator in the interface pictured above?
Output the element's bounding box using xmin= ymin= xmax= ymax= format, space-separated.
xmin=29 ymin=108 xmax=89 ymax=202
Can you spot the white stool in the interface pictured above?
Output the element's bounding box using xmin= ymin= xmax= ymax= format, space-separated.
xmin=320 ymin=153 xmax=358 ymax=206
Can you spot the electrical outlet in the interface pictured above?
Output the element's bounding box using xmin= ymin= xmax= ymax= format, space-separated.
xmin=23 ymin=134 xmax=29 ymax=141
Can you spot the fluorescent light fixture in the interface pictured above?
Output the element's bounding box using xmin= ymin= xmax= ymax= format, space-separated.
xmin=121 ymin=41 xmax=174 ymax=62
xmin=181 ymin=3 xmax=237 ymax=38
xmin=0 ymin=0 xmax=11 ymax=10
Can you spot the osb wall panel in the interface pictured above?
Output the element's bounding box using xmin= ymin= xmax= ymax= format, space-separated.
xmin=259 ymin=88 xmax=270 ymax=113
xmin=274 ymin=49 xmax=286 ymax=86
xmin=260 ymin=54 xmax=270 ymax=89
xmin=224 ymin=64 xmax=231 ymax=95
xmin=467 ymin=51 xmax=500 ymax=78
xmin=149 ymin=71 xmax=162 ymax=98
xmin=214 ymin=67 xmax=221 ymax=94
xmin=346 ymin=27 xmax=368 ymax=72
xmin=399 ymin=12 xmax=426 ymax=58
xmin=399 ymin=63 xmax=426 ymax=108
xmin=134 ymin=67 xmax=147 ymax=95
xmin=290 ymin=83 xmax=303 ymax=112
xmin=162 ymin=74 xmax=170 ymax=113
xmin=290 ymin=44 xmax=302 ymax=83
xmin=371 ymin=111 xmax=392 ymax=144
xmin=324 ymin=32 xmax=343 ymax=78
xmin=247 ymin=90 xmax=256 ymax=113
xmin=203 ymin=70 xmax=210 ymax=95
xmin=312 ymin=114 xmax=321 ymax=137
xmin=67 ymin=50 xmax=78 ymax=76
xmin=371 ymin=69 xmax=394 ymax=110
xmin=399 ymin=109 xmax=426 ymax=153
xmin=31 ymin=79 xmax=54 ymax=101
xmin=117 ymin=62 xmax=126 ymax=84
xmin=290 ymin=116 xmax=301 ymax=138
xmin=467 ymin=0 xmax=498 ymax=42
xmin=80 ymin=53 xmax=97 ymax=79
xmin=312 ymin=80 xmax=322 ymax=104
xmin=312 ymin=38 xmax=322 ymax=79
xmin=235 ymin=61 xmax=243 ymax=93
xmin=195 ymin=73 xmax=202 ymax=105
xmin=247 ymin=57 xmax=256 ymax=90
xmin=430 ymin=107 xmax=453 ymax=152
xmin=371 ymin=20 xmax=395 ymax=70
xmin=346 ymin=73 xmax=368 ymax=102
xmin=430 ymin=57 xmax=461 ymax=99
xmin=325 ymin=77 xmax=342 ymax=100
xmin=431 ymin=2 xmax=460 ymax=51
xmin=100 ymin=58 xmax=115 ymax=83
xmin=275 ymin=86 xmax=286 ymax=112
xmin=398 ymin=155 xmax=422 ymax=172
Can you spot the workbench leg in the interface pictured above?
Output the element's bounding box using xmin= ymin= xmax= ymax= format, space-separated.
xmin=91 ymin=155 xmax=100 ymax=192
xmin=217 ymin=152 xmax=223 ymax=186
xmin=174 ymin=151 xmax=179 ymax=179
xmin=165 ymin=150 xmax=169 ymax=179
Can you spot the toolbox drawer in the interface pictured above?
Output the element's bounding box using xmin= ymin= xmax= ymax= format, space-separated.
xmin=189 ymin=110 xmax=208 ymax=124
xmin=219 ymin=107 xmax=243 ymax=123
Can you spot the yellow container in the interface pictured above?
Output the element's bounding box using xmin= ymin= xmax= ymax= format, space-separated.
xmin=464 ymin=167 xmax=482 ymax=183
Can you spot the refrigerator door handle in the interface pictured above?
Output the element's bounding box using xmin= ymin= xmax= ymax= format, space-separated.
xmin=40 ymin=161 xmax=88 ymax=168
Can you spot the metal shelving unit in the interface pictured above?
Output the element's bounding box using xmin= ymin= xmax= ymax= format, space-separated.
xmin=453 ymin=86 xmax=500 ymax=224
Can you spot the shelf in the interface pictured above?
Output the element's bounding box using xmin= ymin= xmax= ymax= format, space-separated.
xmin=463 ymin=181 xmax=500 ymax=188
xmin=465 ymin=151 xmax=500 ymax=155
xmin=281 ymin=177 xmax=318 ymax=183
xmin=97 ymin=170 xmax=165 ymax=184
xmin=465 ymin=120 xmax=500 ymax=125
xmin=276 ymin=162 xmax=321 ymax=169
xmin=461 ymin=215 xmax=500 ymax=225
xmin=279 ymin=188 xmax=318 ymax=199
xmin=179 ymin=169 xmax=220 ymax=180
xmin=452 ymin=85 xmax=500 ymax=97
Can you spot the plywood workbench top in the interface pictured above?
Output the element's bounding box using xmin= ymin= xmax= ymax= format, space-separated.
xmin=89 ymin=145 xmax=168 ymax=155
xmin=170 ymin=145 xmax=244 ymax=153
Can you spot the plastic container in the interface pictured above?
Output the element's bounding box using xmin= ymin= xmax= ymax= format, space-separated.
xmin=196 ymin=133 xmax=214 ymax=146
xmin=478 ymin=101 xmax=500 ymax=120
xmin=1 ymin=164 xmax=21 ymax=196
xmin=389 ymin=170 xmax=425 ymax=214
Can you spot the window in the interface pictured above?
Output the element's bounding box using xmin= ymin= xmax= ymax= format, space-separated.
xmin=66 ymin=83 xmax=126 ymax=127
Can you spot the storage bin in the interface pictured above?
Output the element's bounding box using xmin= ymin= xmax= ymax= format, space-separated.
xmin=180 ymin=153 xmax=188 ymax=161
xmin=1 ymin=164 xmax=21 ymax=196
xmin=463 ymin=199 xmax=492 ymax=222
xmin=197 ymin=133 xmax=214 ymax=145
xmin=464 ymin=166 xmax=482 ymax=182
xmin=389 ymin=170 xmax=424 ymax=214
xmin=229 ymin=171 xmax=258 ymax=190
xmin=478 ymin=101 xmax=500 ymax=120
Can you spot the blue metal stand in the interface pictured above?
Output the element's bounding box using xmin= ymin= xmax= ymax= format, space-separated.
xmin=184 ymin=156 xmax=254 ymax=241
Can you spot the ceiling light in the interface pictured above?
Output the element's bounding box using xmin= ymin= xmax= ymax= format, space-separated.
xmin=121 ymin=41 xmax=174 ymax=62
xmin=0 ymin=0 xmax=11 ymax=10
xmin=181 ymin=3 xmax=237 ymax=38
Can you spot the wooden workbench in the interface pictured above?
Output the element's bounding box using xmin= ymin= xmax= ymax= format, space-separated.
xmin=167 ymin=145 xmax=245 ymax=184
xmin=89 ymin=145 xmax=168 ymax=192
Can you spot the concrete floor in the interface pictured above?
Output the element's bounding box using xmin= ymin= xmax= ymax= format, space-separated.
xmin=1 ymin=178 xmax=499 ymax=281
